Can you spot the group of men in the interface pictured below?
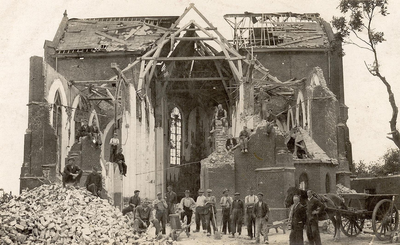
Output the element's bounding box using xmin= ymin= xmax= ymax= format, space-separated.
xmin=76 ymin=119 xmax=102 ymax=146
xmin=225 ymin=126 xmax=250 ymax=153
xmin=287 ymin=190 xmax=326 ymax=245
xmin=192 ymin=188 xmax=270 ymax=244
xmin=61 ymin=156 xmax=103 ymax=197
xmin=121 ymin=185 xmax=178 ymax=236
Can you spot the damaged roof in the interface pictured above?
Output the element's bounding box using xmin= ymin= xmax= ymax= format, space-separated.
xmin=55 ymin=16 xmax=179 ymax=54
xmin=224 ymin=12 xmax=333 ymax=50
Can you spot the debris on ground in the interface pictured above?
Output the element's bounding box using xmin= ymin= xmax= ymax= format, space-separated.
xmin=336 ymin=184 xmax=357 ymax=194
xmin=0 ymin=184 xmax=169 ymax=244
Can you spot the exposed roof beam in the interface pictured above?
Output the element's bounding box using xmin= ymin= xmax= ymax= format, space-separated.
xmin=174 ymin=37 xmax=217 ymax=41
xmin=160 ymin=77 xmax=229 ymax=81
xmin=72 ymin=80 xmax=117 ymax=85
xmin=142 ymin=56 xmax=232 ymax=61
xmin=88 ymin=97 xmax=113 ymax=101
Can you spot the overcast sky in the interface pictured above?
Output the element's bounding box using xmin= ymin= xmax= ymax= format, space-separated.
xmin=1 ymin=0 xmax=399 ymax=195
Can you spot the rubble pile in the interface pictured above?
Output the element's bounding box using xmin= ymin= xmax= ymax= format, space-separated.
xmin=336 ymin=184 xmax=357 ymax=194
xmin=0 ymin=184 xmax=164 ymax=245
xmin=201 ymin=151 xmax=234 ymax=168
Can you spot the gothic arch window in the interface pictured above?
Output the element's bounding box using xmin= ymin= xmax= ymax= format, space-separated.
xmin=299 ymin=172 xmax=309 ymax=190
xmin=296 ymin=91 xmax=306 ymax=128
xmin=52 ymin=91 xmax=62 ymax=171
xmin=170 ymin=107 xmax=182 ymax=165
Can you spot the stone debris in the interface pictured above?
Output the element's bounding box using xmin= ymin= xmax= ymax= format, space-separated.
xmin=201 ymin=150 xmax=234 ymax=168
xmin=336 ymin=184 xmax=357 ymax=194
xmin=0 ymin=184 xmax=171 ymax=245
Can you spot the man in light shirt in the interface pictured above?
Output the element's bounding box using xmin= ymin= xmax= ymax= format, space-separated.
xmin=194 ymin=189 xmax=206 ymax=233
xmin=109 ymin=132 xmax=119 ymax=162
xmin=220 ymin=189 xmax=233 ymax=235
xmin=245 ymin=187 xmax=259 ymax=239
xmin=180 ymin=190 xmax=196 ymax=233
xmin=205 ymin=189 xmax=217 ymax=236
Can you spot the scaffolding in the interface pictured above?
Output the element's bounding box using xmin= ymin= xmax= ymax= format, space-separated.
xmin=223 ymin=12 xmax=326 ymax=50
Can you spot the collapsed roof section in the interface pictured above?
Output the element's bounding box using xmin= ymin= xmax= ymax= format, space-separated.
xmin=54 ymin=14 xmax=179 ymax=55
xmin=224 ymin=12 xmax=332 ymax=50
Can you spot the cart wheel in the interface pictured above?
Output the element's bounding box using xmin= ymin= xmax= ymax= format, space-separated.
xmin=341 ymin=198 xmax=364 ymax=237
xmin=340 ymin=214 xmax=364 ymax=237
xmin=372 ymin=199 xmax=399 ymax=241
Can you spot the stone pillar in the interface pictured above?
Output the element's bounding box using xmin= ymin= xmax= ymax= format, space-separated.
xmin=255 ymin=167 xmax=295 ymax=221
xmin=213 ymin=120 xmax=227 ymax=153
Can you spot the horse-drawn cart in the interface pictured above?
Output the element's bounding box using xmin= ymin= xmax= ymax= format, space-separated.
xmin=338 ymin=193 xmax=398 ymax=241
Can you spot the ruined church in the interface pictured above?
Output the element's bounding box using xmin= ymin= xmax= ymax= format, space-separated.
xmin=21 ymin=5 xmax=352 ymax=221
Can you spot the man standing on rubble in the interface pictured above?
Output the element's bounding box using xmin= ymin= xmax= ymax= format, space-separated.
xmin=254 ymin=192 xmax=269 ymax=244
xmin=205 ymin=189 xmax=218 ymax=236
xmin=85 ymin=166 xmax=102 ymax=197
xmin=194 ymin=189 xmax=207 ymax=233
xmin=239 ymin=126 xmax=250 ymax=153
xmin=62 ymin=157 xmax=83 ymax=187
xmin=220 ymin=189 xmax=233 ymax=235
xmin=230 ymin=192 xmax=245 ymax=238
xmin=245 ymin=187 xmax=259 ymax=239
xmin=165 ymin=185 xmax=177 ymax=222
xmin=153 ymin=192 xmax=168 ymax=234
xmin=133 ymin=198 xmax=161 ymax=235
xmin=122 ymin=190 xmax=141 ymax=216
xmin=180 ymin=190 xmax=196 ymax=232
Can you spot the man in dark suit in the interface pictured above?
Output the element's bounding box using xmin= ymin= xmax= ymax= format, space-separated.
xmin=122 ymin=190 xmax=141 ymax=215
xmin=62 ymin=157 xmax=83 ymax=187
xmin=85 ymin=166 xmax=102 ymax=197
xmin=289 ymin=195 xmax=307 ymax=245
xmin=253 ymin=192 xmax=269 ymax=244
xmin=225 ymin=134 xmax=238 ymax=152
xmin=306 ymin=190 xmax=325 ymax=245
xmin=230 ymin=192 xmax=245 ymax=238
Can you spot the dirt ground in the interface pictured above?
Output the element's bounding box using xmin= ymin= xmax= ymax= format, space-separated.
xmin=163 ymin=224 xmax=389 ymax=245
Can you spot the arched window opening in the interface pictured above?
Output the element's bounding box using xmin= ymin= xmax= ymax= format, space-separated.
xmin=52 ymin=91 xmax=62 ymax=170
xmin=299 ymin=172 xmax=309 ymax=190
xmin=326 ymin=173 xmax=331 ymax=193
xmin=170 ymin=107 xmax=182 ymax=165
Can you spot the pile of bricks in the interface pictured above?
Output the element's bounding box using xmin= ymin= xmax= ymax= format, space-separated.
xmin=0 ymin=184 xmax=169 ymax=245
xmin=336 ymin=183 xmax=357 ymax=194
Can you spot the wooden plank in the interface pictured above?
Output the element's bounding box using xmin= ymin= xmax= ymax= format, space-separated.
xmin=94 ymin=31 xmax=129 ymax=45
xmin=88 ymin=97 xmax=113 ymax=101
xmin=277 ymin=35 xmax=322 ymax=47
xmin=174 ymin=37 xmax=216 ymax=40
xmin=141 ymin=56 xmax=226 ymax=61
xmin=159 ymin=77 xmax=229 ymax=81
xmin=72 ymin=80 xmax=117 ymax=85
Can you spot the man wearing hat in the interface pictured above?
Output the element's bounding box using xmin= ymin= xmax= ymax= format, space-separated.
xmin=62 ymin=156 xmax=83 ymax=187
xmin=180 ymin=190 xmax=196 ymax=232
xmin=230 ymin=192 xmax=245 ymax=238
xmin=165 ymin=185 xmax=177 ymax=222
xmin=122 ymin=190 xmax=141 ymax=215
xmin=289 ymin=194 xmax=306 ymax=245
xmin=220 ymin=189 xmax=233 ymax=235
xmin=306 ymin=190 xmax=324 ymax=245
xmin=153 ymin=192 xmax=168 ymax=234
xmin=77 ymin=119 xmax=91 ymax=143
xmin=133 ymin=198 xmax=161 ymax=235
xmin=115 ymin=148 xmax=127 ymax=176
xmin=245 ymin=187 xmax=259 ymax=239
xmin=194 ymin=189 xmax=207 ymax=233
xmin=109 ymin=132 xmax=120 ymax=162
xmin=85 ymin=166 xmax=102 ymax=197
xmin=253 ymin=192 xmax=270 ymax=244
xmin=205 ymin=189 xmax=218 ymax=236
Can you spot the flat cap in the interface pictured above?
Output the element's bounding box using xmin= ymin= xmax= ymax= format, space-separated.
xmin=198 ymin=189 xmax=204 ymax=193
xmin=234 ymin=192 xmax=240 ymax=196
xmin=257 ymin=192 xmax=264 ymax=196
xmin=67 ymin=156 xmax=75 ymax=161
xmin=206 ymin=189 xmax=212 ymax=193
xmin=134 ymin=190 xmax=140 ymax=193
xmin=157 ymin=192 xmax=162 ymax=196
xmin=222 ymin=189 xmax=229 ymax=194
xmin=185 ymin=190 xmax=190 ymax=193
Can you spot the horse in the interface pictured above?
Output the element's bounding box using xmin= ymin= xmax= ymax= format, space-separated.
xmin=285 ymin=187 xmax=347 ymax=242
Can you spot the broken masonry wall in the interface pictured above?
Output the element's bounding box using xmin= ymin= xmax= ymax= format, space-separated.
xmin=53 ymin=56 xmax=135 ymax=82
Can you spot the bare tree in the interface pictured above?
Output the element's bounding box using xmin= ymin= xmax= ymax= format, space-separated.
xmin=332 ymin=0 xmax=400 ymax=148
